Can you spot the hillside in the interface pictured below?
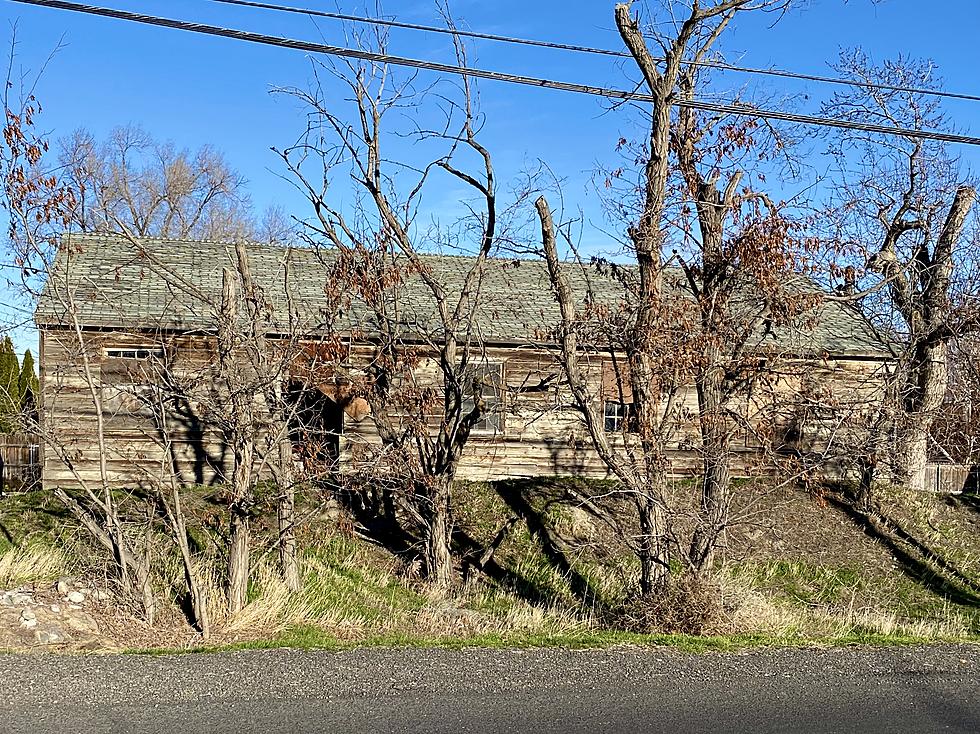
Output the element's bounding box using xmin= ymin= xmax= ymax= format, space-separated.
xmin=1 ymin=478 xmax=978 ymax=651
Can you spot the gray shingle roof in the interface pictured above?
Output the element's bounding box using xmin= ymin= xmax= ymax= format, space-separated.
xmin=35 ymin=234 xmax=889 ymax=357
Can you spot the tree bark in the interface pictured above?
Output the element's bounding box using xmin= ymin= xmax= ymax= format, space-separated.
xmin=689 ymin=361 xmax=733 ymax=573
xmin=225 ymin=415 xmax=255 ymax=614
xmin=896 ymin=342 xmax=948 ymax=492
xmin=219 ymin=265 xmax=257 ymax=615
xmin=856 ymin=458 xmax=875 ymax=513
xmin=637 ymin=494 xmax=670 ymax=594
xmin=169 ymin=489 xmax=211 ymax=639
xmin=425 ymin=477 xmax=455 ymax=590
xmin=227 ymin=510 xmax=251 ymax=615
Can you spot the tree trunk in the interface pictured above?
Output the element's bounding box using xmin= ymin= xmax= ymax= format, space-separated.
xmin=425 ymin=478 xmax=455 ymax=590
xmin=896 ymin=422 xmax=931 ymax=493
xmin=896 ymin=342 xmax=948 ymax=493
xmin=856 ymin=458 xmax=875 ymax=513
xmin=276 ymin=439 xmax=301 ymax=592
xmin=177 ymin=537 xmax=211 ymax=639
xmin=637 ymin=495 xmax=670 ymax=595
xmin=171 ymin=490 xmax=211 ymax=639
xmin=227 ymin=510 xmax=250 ymax=615
xmin=689 ymin=364 xmax=733 ymax=574
xmin=226 ymin=426 xmax=254 ymax=616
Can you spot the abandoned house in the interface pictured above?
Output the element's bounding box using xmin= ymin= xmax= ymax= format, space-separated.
xmin=34 ymin=234 xmax=891 ymax=489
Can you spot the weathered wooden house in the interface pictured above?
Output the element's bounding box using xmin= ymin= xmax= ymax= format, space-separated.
xmin=35 ymin=234 xmax=890 ymax=489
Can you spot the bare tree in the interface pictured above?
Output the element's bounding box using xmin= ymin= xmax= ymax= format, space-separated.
xmin=278 ymin=26 xmax=525 ymax=589
xmin=0 ymin=64 xmax=157 ymax=618
xmin=1 ymin=51 xmax=306 ymax=624
xmin=117 ymin=237 xmax=323 ymax=612
xmin=822 ymin=51 xmax=978 ymax=494
xmin=667 ymin=60 xmax=817 ymax=573
xmin=537 ymin=0 xmax=796 ymax=595
xmin=58 ymin=124 xmax=257 ymax=242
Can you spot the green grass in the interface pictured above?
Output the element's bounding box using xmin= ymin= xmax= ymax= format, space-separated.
xmin=296 ymin=533 xmax=426 ymax=627
xmin=125 ymin=623 xmax=962 ymax=657
xmin=736 ymin=560 xmax=865 ymax=606
xmin=0 ymin=492 xmax=76 ymax=551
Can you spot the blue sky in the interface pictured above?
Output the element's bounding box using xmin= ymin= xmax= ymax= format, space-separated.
xmin=1 ymin=0 xmax=979 ymax=354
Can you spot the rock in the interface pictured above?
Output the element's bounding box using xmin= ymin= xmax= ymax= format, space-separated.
xmin=62 ymin=613 xmax=99 ymax=636
xmin=35 ymin=629 xmax=62 ymax=645
xmin=67 ymin=591 xmax=85 ymax=604
xmin=56 ymin=580 xmax=70 ymax=596
xmin=1 ymin=598 xmax=103 ymax=651
xmin=566 ymin=506 xmax=597 ymax=540
xmin=50 ymin=604 xmax=61 ymax=613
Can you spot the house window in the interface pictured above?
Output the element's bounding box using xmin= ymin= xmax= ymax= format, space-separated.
xmin=105 ymin=347 xmax=164 ymax=360
xmin=604 ymin=400 xmax=636 ymax=433
xmin=463 ymin=362 xmax=504 ymax=434
xmin=102 ymin=346 xmax=165 ymax=417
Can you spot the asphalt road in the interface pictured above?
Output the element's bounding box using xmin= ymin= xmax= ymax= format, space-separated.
xmin=1 ymin=643 xmax=978 ymax=733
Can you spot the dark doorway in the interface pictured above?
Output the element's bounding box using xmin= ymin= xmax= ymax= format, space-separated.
xmin=287 ymin=382 xmax=345 ymax=469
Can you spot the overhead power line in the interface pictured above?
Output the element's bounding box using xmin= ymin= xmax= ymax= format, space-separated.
xmin=208 ymin=0 xmax=980 ymax=105
xmin=9 ymin=0 xmax=980 ymax=147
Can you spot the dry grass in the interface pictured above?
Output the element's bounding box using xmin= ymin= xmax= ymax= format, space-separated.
xmin=0 ymin=544 xmax=67 ymax=587
xmin=719 ymin=573 xmax=804 ymax=637
xmin=613 ymin=575 xmax=727 ymax=635
xmin=816 ymin=599 xmax=971 ymax=640
xmin=416 ymin=582 xmax=590 ymax=638
xmin=4 ymin=480 xmax=977 ymax=651
xmin=720 ymin=565 xmax=973 ymax=641
xmin=222 ymin=562 xmax=317 ymax=634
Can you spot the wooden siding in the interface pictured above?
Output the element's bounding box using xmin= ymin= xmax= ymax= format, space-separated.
xmin=39 ymin=326 xmax=887 ymax=489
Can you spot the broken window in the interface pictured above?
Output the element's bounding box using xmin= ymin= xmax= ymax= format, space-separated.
xmin=463 ymin=362 xmax=504 ymax=434
xmin=604 ymin=400 xmax=637 ymax=433
xmin=105 ymin=347 xmax=164 ymax=360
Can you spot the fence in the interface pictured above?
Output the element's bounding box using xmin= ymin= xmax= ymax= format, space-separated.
xmin=0 ymin=434 xmax=41 ymax=493
xmin=923 ymin=463 xmax=974 ymax=495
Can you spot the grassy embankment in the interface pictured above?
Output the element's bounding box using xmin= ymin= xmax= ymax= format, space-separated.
xmin=1 ymin=477 xmax=978 ymax=652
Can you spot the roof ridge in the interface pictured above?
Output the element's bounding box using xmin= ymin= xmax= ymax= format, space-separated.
xmin=61 ymin=232 xmax=564 ymax=267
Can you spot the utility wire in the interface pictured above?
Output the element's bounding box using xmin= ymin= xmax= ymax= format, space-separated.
xmin=10 ymin=0 xmax=980 ymax=147
xmin=208 ymin=0 xmax=980 ymax=104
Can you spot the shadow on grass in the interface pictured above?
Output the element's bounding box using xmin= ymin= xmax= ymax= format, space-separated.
xmin=949 ymin=492 xmax=980 ymax=516
xmin=493 ymin=479 xmax=608 ymax=610
xmin=826 ymin=491 xmax=980 ymax=607
xmin=0 ymin=516 xmax=14 ymax=546
xmin=331 ymin=484 xmax=421 ymax=565
xmin=452 ymin=526 xmax=559 ymax=607
xmin=328 ymin=478 xmax=611 ymax=612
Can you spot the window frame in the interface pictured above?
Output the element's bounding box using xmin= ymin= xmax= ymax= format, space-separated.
xmin=104 ymin=347 xmax=165 ymax=360
xmin=101 ymin=346 xmax=166 ymax=417
xmin=603 ymin=399 xmax=637 ymax=434
xmin=462 ymin=360 xmax=505 ymax=436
